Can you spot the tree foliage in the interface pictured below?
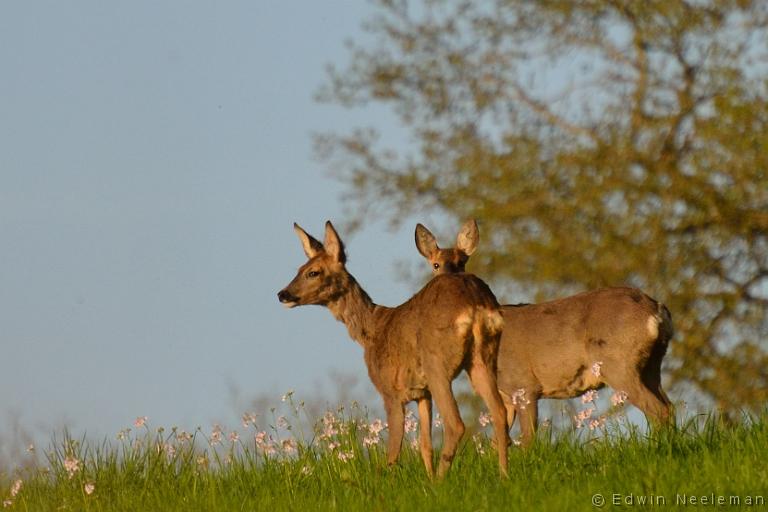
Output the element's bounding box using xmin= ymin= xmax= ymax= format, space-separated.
xmin=316 ymin=0 xmax=768 ymax=415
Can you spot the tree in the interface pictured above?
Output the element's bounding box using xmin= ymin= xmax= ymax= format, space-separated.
xmin=316 ymin=0 xmax=768 ymax=416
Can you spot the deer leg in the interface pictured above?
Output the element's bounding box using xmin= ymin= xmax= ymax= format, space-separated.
xmin=427 ymin=376 xmax=465 ymax=478
xmin=417 ymin=397 xmax=434 ymax=478
xmin=499 ymin=390 xmax=517 ymax=433
xmin=518 ymin=398 xmax=538 ymax=447
xmin=384 ymin=399 xmax=405 ymax=466
xmin=641 ymin=357 xmax=674 ymax=425
xmin=467 ymin=362 xmax=510 ymax=477
xmin=609 ymin=375 xmax=671 ymax=427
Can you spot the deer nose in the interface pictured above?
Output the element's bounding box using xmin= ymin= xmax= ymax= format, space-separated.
xmin=277 ymin=289 xmax=295 ymax=303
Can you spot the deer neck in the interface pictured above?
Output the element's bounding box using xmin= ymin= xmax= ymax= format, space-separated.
xmin=327 ymin=274 xmax=381 ymax=348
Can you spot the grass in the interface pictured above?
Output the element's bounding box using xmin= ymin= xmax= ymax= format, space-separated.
xmin=2 ymin=401 xmax=767 ymax=511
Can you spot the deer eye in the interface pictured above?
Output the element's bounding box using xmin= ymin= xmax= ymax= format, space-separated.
xmin=307 ymin=270 xmax=321 ymax=278
xmin=433 ymin=263 xmax=440 ymax=270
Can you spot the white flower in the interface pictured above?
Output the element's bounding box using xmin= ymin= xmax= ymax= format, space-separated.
xmin=10 ymin=480 xmax=21 ymax=498
xmin=478 ymin=412 xmax=492 ymax=427
xmin=611 ymin=390 xmax=628 ymax=406
xmin=84 ymin=482 xmax=95 ymax=495
xmin=581 ymin=390 xmax=598 ymax=404
xmin=511 ymin=388 xmax=530 ymax=409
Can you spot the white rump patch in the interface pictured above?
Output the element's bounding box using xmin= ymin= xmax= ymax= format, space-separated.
xmin=454 ymin=310 xmax=474 ymax=337
xmin=486 ymin=309 xmax=504 ymax=334
xmin=647 ymin=315 xmax=659 ymax=338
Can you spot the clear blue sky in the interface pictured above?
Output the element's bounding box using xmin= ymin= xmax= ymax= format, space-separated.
xmin=0 ymin=1 xmax=438 ymax=443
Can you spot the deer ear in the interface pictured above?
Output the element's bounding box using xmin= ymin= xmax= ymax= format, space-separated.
xmin=456 ymin=219 xmax=479 ymax=256
xmin=415 ymin=223 xmax=439 ymax=259
xmin=323 ymin=221 xmax=346 ymax=264
xmin=294 ymin=223 xmax=324 ymax=259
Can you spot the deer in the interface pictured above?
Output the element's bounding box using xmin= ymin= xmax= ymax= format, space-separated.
xmin=277 ymin=221 xmax=510 ymax=478
xmin=415 ymin=220 xmax=674 ymax=446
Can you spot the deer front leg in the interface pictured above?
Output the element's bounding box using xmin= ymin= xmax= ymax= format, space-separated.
xmin=384 ymin=399 xmax=405 ymax=466
xmin=417 ymin=396 xmax=434 ymax=478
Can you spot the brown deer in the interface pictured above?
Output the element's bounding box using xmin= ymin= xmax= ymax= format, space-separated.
xmin=416 ymin=220 xmax=674 ymax=445
xmin=277 ymin=221 xmax=510 ymax=477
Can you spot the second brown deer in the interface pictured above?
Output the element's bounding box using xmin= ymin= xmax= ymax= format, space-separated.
xmin=416 ymin=220 xmax=674 ymax=445
xmin=277 ymin=221 xmax=510 ymax=477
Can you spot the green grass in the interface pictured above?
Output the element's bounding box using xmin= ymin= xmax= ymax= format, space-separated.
xmin=2 ymin=406 xmax=767 ymax=511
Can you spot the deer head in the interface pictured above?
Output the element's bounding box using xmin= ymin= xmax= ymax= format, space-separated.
xmin=277 ymin=221 xmax=350 ymax=308
xmin=415 ymin=219 xmax=479 ymax=275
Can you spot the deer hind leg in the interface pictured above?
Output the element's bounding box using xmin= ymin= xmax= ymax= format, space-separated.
xmin=417 ymin=397 xmax=434 ymax=478
xmin=607 ymin=371 xmax=671 ymax=428
xmin=640 ymin=349 xmax=674 ymax=425
xmin=426 ymin=375 xmax=465 ymax=478
xmin=467 ymin=361 xmax=510 ymax=477
xmin=384 ymin=400 xmax=405 ymax=466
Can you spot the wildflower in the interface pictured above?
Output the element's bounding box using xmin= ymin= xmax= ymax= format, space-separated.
xmin=228 ymin=431 xmax=240 ymax=443
xmin=116 ymin=429 xmax=128 ymax=441
xmin=478 ymin=412 xmax=492 ymax=427
xmin=611 ymin=390 xmax=628 ymax=406
xmin=210 ymin=424 xmax=223 ymax=445
xmin=196 ymin=455 xmax=209 ymax=468
xmin=176 ymin=430 xmax=192 ymax=443
xmin=581 ymin=390 xmax=598 ymax=404
xmin=281 ymin=390 xmax=294 ymax=402
xmin=63 ymin=456 xmax=82 ymax=479
xmin=3 ymin=499 xmax=12 ymax=508
xmin=84 ymin=482 xmax=95 ymax=495
xmin=164 ymin=443 xmax=176 ymax=459
xmin=242 ymin=412 xmax=258 ymax=428
xmin=540 ymin=419 xmax=552 ymax=429
xmin=433 ymin=413 xmax=442 ymax=428
xmin=27 ymin=444 xmax=34 ymax=453
xmin=327 ymin=441 xmax=340 ymax=451
xmin=589 ymin=417 xmax=607 ymax=431
xmin=255 ymin=431 xmax=268 ymax=448
xmin=282 ymin=438 xmax=297 ymax=455
xmin=409 ymin=437 xmax=419 ymax=449
xmin=301 ymin=465 xmax=313 ymax=475
xmin=512 ymin=438 xmax=522 ymax=447
xmin=368 ymin=418 xmax=386 ymax=435
xmin=10 ymin=480 xmax=21 ymax=498
xmin=404 ymin=410 xmax=418 ymax=433
xmin=511 ymin=388 xmax=530 ymax=409
xmin=276 ymin=416 xmax=290 ymax=430
xmin=134 ymin=416 xmax=148 ymax=428
xmin=591 ymin=361 xmax=603 ymax=378
xmin=573 ymin=407 xmax=595 ymax=428
xmin=319 ymin=411 xmax=339 ymax=440
xmin=337 ymin=450 xmax=354 ymax=462
xmin=263 ymin=442 xmax=278 ymax=457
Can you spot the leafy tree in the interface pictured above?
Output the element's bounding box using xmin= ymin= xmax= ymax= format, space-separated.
xmin=316 ymin=0 xmax=768 ymax=416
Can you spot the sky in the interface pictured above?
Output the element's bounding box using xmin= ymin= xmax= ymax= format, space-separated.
xmin=0 ymin=1 xmax=434 ymax=445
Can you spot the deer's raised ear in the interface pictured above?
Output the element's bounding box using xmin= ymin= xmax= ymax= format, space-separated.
xmin=293 ymin=223 xmax=324 ymax=259
xmin=323 ymin=221 xmax=346 ymax=264
xmin=415 ymin=223 xmax=439 ymax=259
xmin=456 ymin=219 xmax=479 ymax=256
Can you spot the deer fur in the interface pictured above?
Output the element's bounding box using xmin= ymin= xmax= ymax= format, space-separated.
xmin=277 ymin=221 xmax=510 ymax=477
xmin=415 ymin=220 xmax=674 ymax=445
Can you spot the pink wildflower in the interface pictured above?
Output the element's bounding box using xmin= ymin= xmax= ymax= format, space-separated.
xmin=63 ymin=456 xmax=82 ymax=479
xmin=9 ymin=480 xmax=21 ymax=498
xmin=581 ymin=389 xmax=598 ymax=404
xmin=611 ymin=390 xmax=629 ymax=406
xmin=134 ymin=416 xmax=148 ymax=428
xmin=84 ymin=482 xmax=95 ymax=495
xmin=591 ymin=361 xmax=603 ymax=378
xmin=479 ymin=412 xmax=492 ymax=427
